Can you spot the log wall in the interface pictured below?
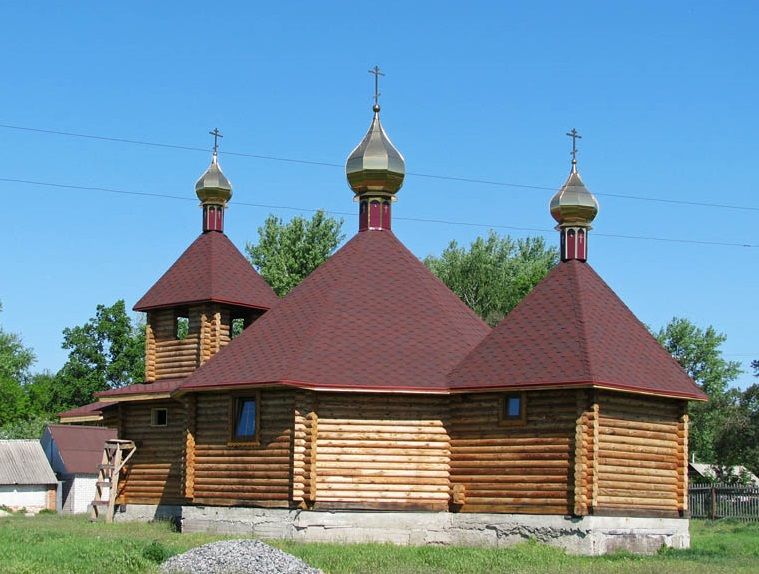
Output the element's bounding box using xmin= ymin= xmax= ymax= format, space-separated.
xmin=312 ymin=393 xmax=450 ymax=511
xmin=594 ymin=391 xmax=686 ymax=515
xmin=191 ymin=390 xmax=295 ymax=507
xmin=449 ymin=391 xmax=577 ymax=514
xmin=117 ymin=399 xmax=187 ymax=504
xmin=146 ymin=305 xmax=263 ymax=382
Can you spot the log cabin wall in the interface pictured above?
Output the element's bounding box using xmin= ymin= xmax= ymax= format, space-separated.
xmin=311 ymin=393 xmax=450 ymax=511
xmin=189 ymin=389 xmax=295 ymax=507
xmin=146 ymin=305 xmax=262 ymax=382
xmin=449 ymin=390 xmax=577 ymax=515
xmin=116 ymin=399 xmax=187 ymax=504
xmin=148 ymin=308 xmax=203 ymax=381
xmin=594 ymin=391 xmax=687 ymax=517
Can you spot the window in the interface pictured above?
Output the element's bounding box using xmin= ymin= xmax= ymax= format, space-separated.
xmin=151 ymin=408 xmax=168 ymax=427
xmin=499 ymin=393 xmax=526 ymax=426
xmin=231 ymin=317 xmax=246 ymax=339
xmin=175 ymin=311 xmax=189 ymax=340
xmin=229 ymin=394 xmax=259 ymax=444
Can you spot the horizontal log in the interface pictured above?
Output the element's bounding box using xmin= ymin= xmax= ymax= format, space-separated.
xmin=452 ymin=481 xmax=567 ymax=492
xmin=316 ymin=490 xmax=447 ymax=500
xmin=464 ymin=496 xmax=569 ymax=505
xmin=318 ymin=439 xmax=450 ymax=449
xmin=453 ymin=452 xmax=569 ymax=462
xmin=317 ymin=447 xmax=447 ymax=456
xmin=451 ymin=437 xmax=571 ymax=447
xmin=320 ymin=416 xmax=445 ymax=425
xmin=450 ymin=467 xmax=568 ymax=477
xmin=598 ymin=417 xmax=677 ymax=433
xmin=318 ymin=432 xmax=450 ymax=442
xmin=318 ymin=468 xmax=449 ymax=479
xmin=599 ymin=434 xmax=678 ymax=449
xmin=316 ymin=454 xmax=449 ymax=464
xmin=320 ymin=461 xmax=448 ymax=471
xmin=461 ymin=504 xmax=569 ymax=515
xmin=450 ymin=460 xmax=568 ymax=469
xmin=451 ymin=474 xmax=569 ymax=484
xmin=320 ymin=476 xmax=450 ymax=486
xmin=599 ymin=488 xmax=676 ymax=499
xmin=317 ymin=423 xmax=448 ymax=434
xmin=191 ymin=492 xmax=290 ymax=501
xmin=318 ymin=483 xmax=447 ymax=493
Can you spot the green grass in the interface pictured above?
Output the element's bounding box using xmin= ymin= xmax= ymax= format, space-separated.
xmin=0 ymin=515 xmax=757 ymax=574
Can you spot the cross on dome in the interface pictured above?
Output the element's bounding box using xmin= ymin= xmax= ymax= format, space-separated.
xmin=369 ymin=65 xmax=385 ymax=111
xmin=209 ymin=128 xmax=223 ymax=156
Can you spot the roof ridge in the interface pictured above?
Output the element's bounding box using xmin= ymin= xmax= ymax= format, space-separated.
xmin=570 ymin=262 xmax=596 ymax=382
xmin=393 ymin=232 xmax=488 ymax=344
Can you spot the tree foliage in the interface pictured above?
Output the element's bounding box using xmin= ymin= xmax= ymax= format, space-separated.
xmin=713 ymin=383 xmax=759 ymax=477
xmin=245 ymin=210 xmax=344 ymax=297
xmin=424 ymin=232 xmax=558 ymax=326
xmin=54 ymin=300 xmax=145 ymax=409
xmin=655 ymin=317 xmax=742 ymax=464
xmin=0 ymin=302 xmax=35 ymax=426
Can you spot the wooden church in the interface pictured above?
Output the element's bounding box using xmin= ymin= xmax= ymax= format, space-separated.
xmin=59 ymin=80 xmax=706 ymax=553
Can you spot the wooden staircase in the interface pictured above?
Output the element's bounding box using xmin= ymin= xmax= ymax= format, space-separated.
xmin=90 ymin=439 xmax=136 ymax=522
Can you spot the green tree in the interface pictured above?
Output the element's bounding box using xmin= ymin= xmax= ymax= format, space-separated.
xmin=424 ymin=231 xmax=558 ymax=326
xmin=655 ymin=317 xmax=742 ymax=464
xmin=54 ymin=300 xmax=145 ymax=409
xmin=714 ymin=383 xmax=759 ymax=477
xmin=0 ymin=302 xmax=35 ymax=426
xmin=245 ymin=210 xmax=344 ymax=297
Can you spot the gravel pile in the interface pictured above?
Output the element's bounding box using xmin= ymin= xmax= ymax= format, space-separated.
xmin=160 ymin=539 xmax=322 ymax=574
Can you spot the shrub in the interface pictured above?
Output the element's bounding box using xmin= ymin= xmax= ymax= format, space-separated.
xmin=142 ymin=540 xmax=172 ymax=563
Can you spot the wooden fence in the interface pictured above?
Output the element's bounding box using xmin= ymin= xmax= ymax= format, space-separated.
xmin=689 ymin=484 xmax=759 ymax=521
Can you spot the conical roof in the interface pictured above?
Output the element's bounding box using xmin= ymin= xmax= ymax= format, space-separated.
xmin=134 ymin=231 xmax=278 ymax=312
xmin=448 ymin=260 xmax=707 ymax=400
xmin=180 ymin=231 xmax=490 ymax=392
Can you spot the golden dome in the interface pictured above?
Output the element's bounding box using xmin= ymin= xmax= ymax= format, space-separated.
xmin=550 ymin=163 xmax=599 ymax=228
xmin=346 ymin=105 xmax=405 ymax=196
xmin=195 ymin=153 xmax=232 ymax=205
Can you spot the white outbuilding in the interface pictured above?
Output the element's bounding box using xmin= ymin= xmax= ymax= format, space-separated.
xmin=41 ymin=424 xmax=117 ymax=514
xmin=0 ymin=440 xmax=58 ymax=512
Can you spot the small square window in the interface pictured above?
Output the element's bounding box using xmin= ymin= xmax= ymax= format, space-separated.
xmin=151 ymin=408 xmax=168 ymax=427
xmin=229 ymin=395 xmax=259 ymax=444
xmin=499 ymin=393 xmax=526 ymax=426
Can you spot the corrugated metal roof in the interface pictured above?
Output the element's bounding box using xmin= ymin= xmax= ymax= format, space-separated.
xmin=0 ymin=440 xmax=58 ymax=485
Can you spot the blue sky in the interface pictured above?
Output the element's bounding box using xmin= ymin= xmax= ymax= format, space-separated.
xmin=0 ymin=1 xmax=756 ymax=389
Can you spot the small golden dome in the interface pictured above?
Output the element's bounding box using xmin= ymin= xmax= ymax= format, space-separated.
xmin=550 ymin=163 xmax=599 ymax=227
xmin=195 ymin=153 xmax=232 ymax=205
xmin=346 ymin=105 xmax=405 ymax=196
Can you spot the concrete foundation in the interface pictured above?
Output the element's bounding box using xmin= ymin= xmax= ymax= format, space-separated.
xmin=115 ymin=504 xmax=690 ymax=555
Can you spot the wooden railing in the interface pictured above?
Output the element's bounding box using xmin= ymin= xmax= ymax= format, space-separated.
xmin=689 ymin=484 xmax=759 ymax=521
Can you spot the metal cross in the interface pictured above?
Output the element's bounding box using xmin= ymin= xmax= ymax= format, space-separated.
xmin=566 ymin=128 xmax=582 ymax=163
xmin=369 ymin=65 xmax=385 ymax=107
xmin=209 ymin=128 xmax=223 ymax=155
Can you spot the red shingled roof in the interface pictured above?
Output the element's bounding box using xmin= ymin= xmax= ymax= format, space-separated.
xmin=58 ymin=401 xmax=113 ymax=419
xmin=448 ymin=260 xmax=707 ymax=400
xmin=96 ymin=378 xmax=185 ymax=398
xmin=134 ymin=232 xmax=278 ymax=312
xmin=46 ymin=424 xmax=117 ymax=474
xmin=180 ymin=231 xmax=490 ymax=392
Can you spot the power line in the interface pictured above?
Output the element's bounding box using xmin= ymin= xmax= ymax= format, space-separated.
xmin=1 ymin=122 xmax=758 ymax=213
xmin=1 ymin=176 xmax=756 ymax=248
